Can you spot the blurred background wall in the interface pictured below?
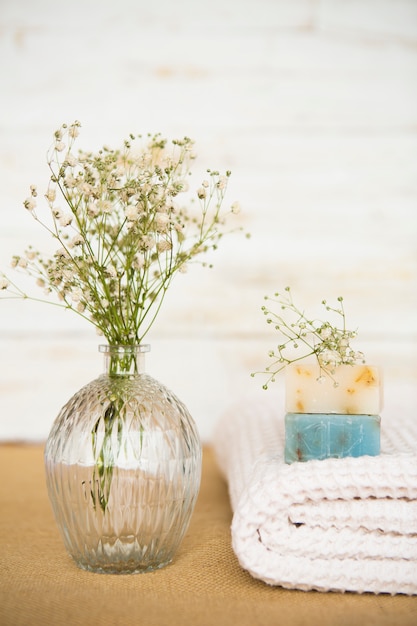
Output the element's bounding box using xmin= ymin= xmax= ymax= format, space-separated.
xmin=1 ymin=0 xmax=416 ymax=442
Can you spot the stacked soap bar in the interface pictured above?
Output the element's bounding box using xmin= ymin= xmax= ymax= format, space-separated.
xmin=284 ymin=364 xmax=383 ymax=463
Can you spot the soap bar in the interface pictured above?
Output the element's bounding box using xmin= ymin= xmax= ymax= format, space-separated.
xmin=285 ymin=364 xmax=383 ymax=415
xmin=284 ymin=413 xmax=381 ymax=463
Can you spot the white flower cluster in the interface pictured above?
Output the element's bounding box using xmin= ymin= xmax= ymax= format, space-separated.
xmin=1 ymin=122 xmax=243 ymax=344
xmin=316 ymin=323 xmax=365 ymax=371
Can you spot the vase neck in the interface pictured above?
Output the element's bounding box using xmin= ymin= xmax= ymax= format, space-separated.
xmin=99 ymin=345 xmax=150 ymax=377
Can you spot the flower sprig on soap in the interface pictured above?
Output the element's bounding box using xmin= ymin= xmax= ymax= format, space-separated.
xmin=253 ymin=287 xmax=365 ymax=389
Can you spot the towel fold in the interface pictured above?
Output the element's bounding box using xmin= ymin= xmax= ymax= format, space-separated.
xmin=213 ymin=386 xmax=417 ymax=595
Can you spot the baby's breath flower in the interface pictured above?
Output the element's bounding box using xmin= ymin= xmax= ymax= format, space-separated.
xmin=155 ymin=212 xmax=169 ymax=228
xmin=98 ymin=200 xmax=112 ymax=214
xmin=55 ymin=248 xmax=69 ymax=258
xmin=132 ymin=253 xmax=145 ymax=269
xmin=69 ymin=128 xmax=80 ymax=139
xmin=64 ymin=153 xmax=77 ymax=167
xmin=23 ymin=198 xmax=36 ymax=211
xmin=87 ymin=202 xmax=99 ymax=217
xmin=62 ymin=268 xmax=75 ymax=280
xmin=125 ymin=205 xmax=139 ymax=221
xmin=64 ymin=174 xmax=77 ymax=189
xmin=45 ymin=188 xmax=56 ymax=202
xmin=70 ymin=287 xmax=83 ymax=302
xmin=59 ymin=214 xmax=73 ymax=227
xmin=318 ymin=325 xmax=331 ymax=340
xmin=71 ymin=234 xmax=84 ymax=246
xmin=68 ymin=121 xmax=81 ymax=136
xmin=157 ymin=239 xmax=172 ymax=252
xmin=105 ymin=265 xmax=117 ymax=278
xmin=80 ymin=182 xmax=93 ymax=196
xmin=0 ymin=276 xmax=9 ymax=290
xmin=141 ymin=235 xmax=155 ymax=250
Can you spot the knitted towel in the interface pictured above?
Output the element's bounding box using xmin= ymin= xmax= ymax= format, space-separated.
xmin=213 ymin=384 xmax=417 ymax=595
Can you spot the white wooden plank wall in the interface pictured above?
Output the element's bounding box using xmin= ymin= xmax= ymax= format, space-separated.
xmin=0 ymin=0 xmax=416 ymax=442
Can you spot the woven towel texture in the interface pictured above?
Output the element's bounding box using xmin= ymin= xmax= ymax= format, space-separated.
xmin=213 ymin=388 xmax=417 ymax=595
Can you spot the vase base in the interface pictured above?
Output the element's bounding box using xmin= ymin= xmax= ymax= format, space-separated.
xmin=74 ymin=558 xmax=173 ymax=575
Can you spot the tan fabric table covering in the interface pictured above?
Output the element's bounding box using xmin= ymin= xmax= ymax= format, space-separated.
xmin=1 ymin=445 xmax=416 ymax=626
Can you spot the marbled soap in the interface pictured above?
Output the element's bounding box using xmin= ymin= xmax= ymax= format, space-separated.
xmin=285 ymin=413 xmax=381 ymax=463
xmin=285 ymin=364 xmax=383 ymax=415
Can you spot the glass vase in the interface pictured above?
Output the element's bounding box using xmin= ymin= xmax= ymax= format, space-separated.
xmin=44 ymin=344 xmax=202 ymax=574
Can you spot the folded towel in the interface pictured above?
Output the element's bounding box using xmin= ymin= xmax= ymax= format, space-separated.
xmin=213 ymin=384 xmax=417 ymax=595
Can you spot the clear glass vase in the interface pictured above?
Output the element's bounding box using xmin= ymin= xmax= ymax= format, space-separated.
xmin=44 ymin=344 xmax=202 ymax=574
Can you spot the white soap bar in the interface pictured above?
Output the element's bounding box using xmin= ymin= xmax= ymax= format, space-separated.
xmin=285 ymin=363 xmax=383 ymax=415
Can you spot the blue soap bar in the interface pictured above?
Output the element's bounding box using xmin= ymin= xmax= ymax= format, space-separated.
xmin=285 ymin=413 xmax=381 ymax=464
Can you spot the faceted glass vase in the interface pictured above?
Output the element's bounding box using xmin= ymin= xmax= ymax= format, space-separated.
xmin=44 ymin=344 xmax=202 ymax=574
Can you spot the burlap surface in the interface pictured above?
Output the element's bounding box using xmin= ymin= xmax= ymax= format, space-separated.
xmin=1 ymin=444 xmax=416 ymax=626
